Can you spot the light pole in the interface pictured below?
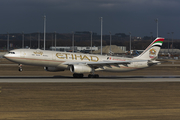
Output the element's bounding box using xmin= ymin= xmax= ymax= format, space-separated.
xmin=72 ymin=32 xmax=74 ymax=53
xmin=171 ymin=32 xmax=174 ymax=54
xmin=155 ymin=18 xmax=158 ymax=37
xmin=22 ymin=32 xmax=24 ymax=48
xmin=55 ymin=31 xmax=56 ymax=51
xmin=167 ymin=32 xmax=170 ymax=53
xmin=129 ymin=32 xmax=131 ymax=55
xmin=43 ymin=15 xmax=46 ymax=50
xmin=7 ymin=32 xmax=9 ymax=51
xmin=100 ymin=17 xmax=103 ymax=55
xmin=109 ymin=31 xmax=111 ymax=54
xmin=90 ymin=31 xmax=92 ymax=54
xmin=51 ymin=33 xmax=53 ymax=51
xmin=150 ymin=32 xmax=153 ymax=41
xmin=38 ymin=32 xmax=40 ymax=49
xmin=29 ymin=34 xmax=31 ymax=48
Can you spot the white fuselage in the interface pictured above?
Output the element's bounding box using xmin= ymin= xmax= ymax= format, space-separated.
xmin=4 ymin=49 xmax=149 ymax=72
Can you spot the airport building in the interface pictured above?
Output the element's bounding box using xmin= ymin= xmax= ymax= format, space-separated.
xmin=50 ymin=45 xmax=126 ymax=55
xmin=50 ymin=46 xmax=98 ymax=52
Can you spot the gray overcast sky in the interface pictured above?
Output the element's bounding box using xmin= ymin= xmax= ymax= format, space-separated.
xmin=0 ymin=0 xmax=180 ymax=38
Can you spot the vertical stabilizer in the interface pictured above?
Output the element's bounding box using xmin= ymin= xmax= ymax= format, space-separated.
xmin=135 ymin=37 xmax=164 ymax=60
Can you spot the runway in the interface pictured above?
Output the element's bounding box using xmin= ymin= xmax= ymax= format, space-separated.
xmin=0 ymin=76 xmax=180 ymax=83
xmin=1 ymin=76 xmax=180 ymax=119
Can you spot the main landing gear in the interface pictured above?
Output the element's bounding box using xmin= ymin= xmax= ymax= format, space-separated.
xmin=73 ymin=73 xmax=84 ymax=78
xmin=18 ymin=64 xmax=23 ymax=72
xmin=88 ymin=74 xmax=99 ymax=78
xmin=73 ymin=73 xmax=99 ymax=78
xmin=88 ymin=68 xmax=99 ymax=78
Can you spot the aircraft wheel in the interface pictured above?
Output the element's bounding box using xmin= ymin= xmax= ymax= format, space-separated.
xmin=18 ymin=64 xmax=23 ymax=72
xmin=19 ymin=68 xmax=23 ymax=72
xmin=88 ymin=74 xmax=93 ymax=78
xmin=79 ymin=74 xmax=84 ymax=78
xmin=94 ymin=74 xmax=99 ymax=78
xmin=88 ymin=74 xmax=99 ymax=78
xmin=73 ymin=73 xmax=84 ymax=78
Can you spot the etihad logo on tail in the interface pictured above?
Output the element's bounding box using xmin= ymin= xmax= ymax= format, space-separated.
xmin=149 ymin=48 xmax=156 ymax=59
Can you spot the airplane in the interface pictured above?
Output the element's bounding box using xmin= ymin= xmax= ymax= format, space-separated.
xmin=4 ymin=37 xmax=164 ymax=78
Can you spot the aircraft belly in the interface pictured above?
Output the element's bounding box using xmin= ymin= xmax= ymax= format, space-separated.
xmin=11 ymin=57 xmax=65 ymax=67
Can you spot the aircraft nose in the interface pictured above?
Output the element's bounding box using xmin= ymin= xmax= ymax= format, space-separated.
xmin=3 ymin=53 xmax=9 ymax=58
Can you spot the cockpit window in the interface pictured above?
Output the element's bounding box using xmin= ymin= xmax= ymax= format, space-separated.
xmin=9 ymin=52 xmax=15 ymax=54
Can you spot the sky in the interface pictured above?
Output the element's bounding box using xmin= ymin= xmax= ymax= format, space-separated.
xmin=0 ymin=0 xmax=180 ymax=38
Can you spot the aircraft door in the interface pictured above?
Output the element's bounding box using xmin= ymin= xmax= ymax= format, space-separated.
xmin=52 ymin=53 xmax=57 ymax=60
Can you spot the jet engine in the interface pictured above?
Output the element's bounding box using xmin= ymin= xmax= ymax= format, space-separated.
xmin=70 ymin=65 xmax=92 ymax=73
xmin=44 ymin=67 xmax=65 ymax=72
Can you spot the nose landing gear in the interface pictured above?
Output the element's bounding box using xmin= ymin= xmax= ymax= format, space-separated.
xmin=18 ymin=64 xmax=23 ymax=72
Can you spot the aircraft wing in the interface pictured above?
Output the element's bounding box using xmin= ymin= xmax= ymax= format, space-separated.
xmin=62 ymin=60 xmax=148 ymax=68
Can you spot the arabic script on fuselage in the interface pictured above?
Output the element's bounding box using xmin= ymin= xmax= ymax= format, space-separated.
xmin=33 ymin=51 xmax=43 ymax=55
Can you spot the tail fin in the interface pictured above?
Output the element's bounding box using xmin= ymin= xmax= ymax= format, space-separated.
xmin=135 ymin=37 xmax=164 ymax=60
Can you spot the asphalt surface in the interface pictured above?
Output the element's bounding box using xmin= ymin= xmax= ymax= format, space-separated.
xmin=1 ymin=59 xmax=180 ymax=119
xmin=1 ymin=82 xmax=180 ymax=119
xmin=0 ymin=76 xmax=180 ymax=83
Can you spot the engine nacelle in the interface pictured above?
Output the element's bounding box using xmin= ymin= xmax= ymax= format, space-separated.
xmin=44 ymin=67 xmax=65 ymax=72
xmin=70 ymin=65 xmax=92 ymax=73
